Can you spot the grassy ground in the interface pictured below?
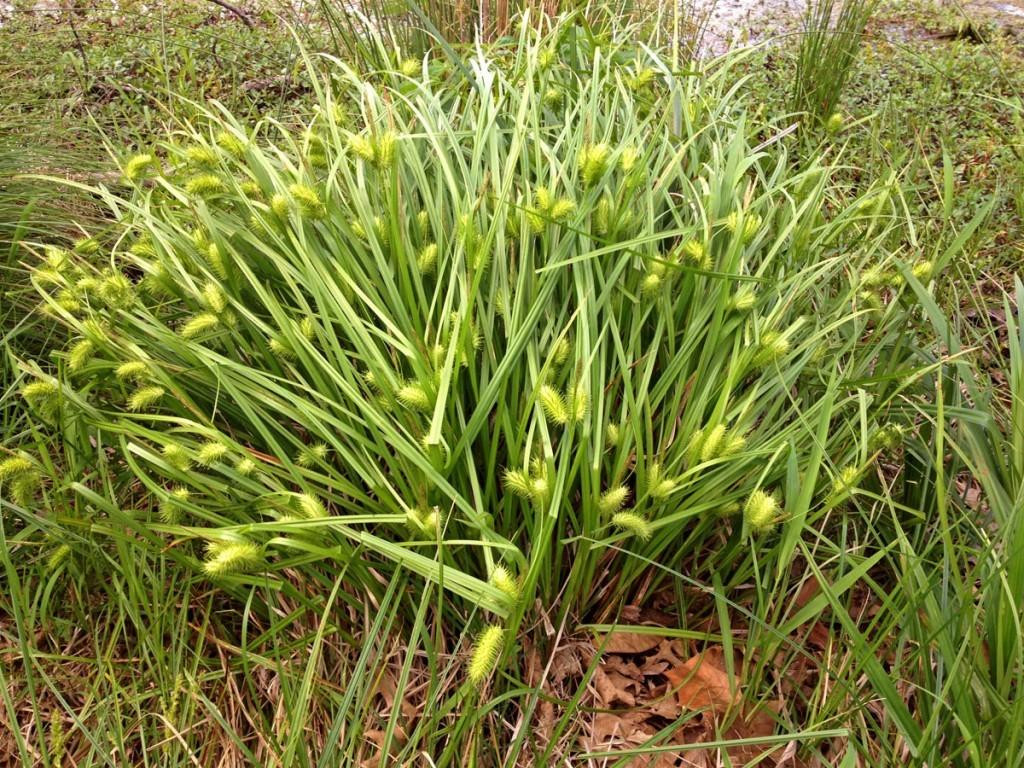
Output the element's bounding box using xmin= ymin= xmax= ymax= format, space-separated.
xmin=2 ymin=1 xmax=1024 ymax=766
xmin=742 ymin=0 xmax=1024 ymax=264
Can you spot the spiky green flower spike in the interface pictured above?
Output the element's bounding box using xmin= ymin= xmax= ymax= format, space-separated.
xmin=912 ymin=261 xmax=934 ymax=282
xmin=537 ymin=384 xmax=569 ymax=425
xmin=727 ymin=285 xmax=757 ymax=312
xmin=196 ymin=441 xmax=228 ymax=466
xmin=744 ymin=489 xmax=779 ymax=532
xmin=180 ymin=313 xmax=220 ymax=339
xmin=116 ymin=361 xmax=148 ymax=382
xmin=598 ymin=485 xmax=630 ymax=515
xmin=184 ymin=174 xmax=224 ymax=197
xmin=397 ymin=381 xmax=433 ymax=413
xmin=289 ymin=183 xmax=326 ymax=220
xmin=0 ymin=454 xmax=34 ymax=481
xmin=489 ymin=566 xmax=520 ymax=602
xmin=216 ymin=130 xmax=247 ymax=159
xmin=831 ymin=466 xmax=860 ymax=497
xmin=400 ymin=58 xmax=420 ymax=77
xmin=202 ymin=539 xmax=263 ymax=577
xmin=680 ymin=239 xmax=710 ymax=270
xmin=67 ymin=339 xmax=95 ymax=373
xmin=612 ymin=511 xmax=653 ymax=540
xmin=578 ymin=143 xmax=611 ymax=188
xmin=467 ymin=625 xmax=504 ymax=684
xmin=128 ymin=385 xmax=165 ymax=412
xmin=123 ymin=152 xmax=155 ymax=182
xmin=753 ymin=330 xmax=791 ymax=367
xmin=296 ymin=443 xmax=328 ymax=467
xmin=647 ymin=462 xmax=677 ymax=499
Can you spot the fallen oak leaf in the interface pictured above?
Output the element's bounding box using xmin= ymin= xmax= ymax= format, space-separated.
xmin=594 ymin=667 xmax=637 ymax=707
xmin=665 ymin=646 xmax=737 ymax=714
xmin=600 ymin=631 xmax=662 ymax=654
xmin=666 ymin=646 xmax=782 ymax=764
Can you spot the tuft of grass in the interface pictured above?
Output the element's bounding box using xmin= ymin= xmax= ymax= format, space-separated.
xmin=4 ymin=7 xmax=1023 ymax=766
xmin=1 ymin=12 xmax=984 ymax=763
xmin=791 ymin=0 xmax=878 ymax=127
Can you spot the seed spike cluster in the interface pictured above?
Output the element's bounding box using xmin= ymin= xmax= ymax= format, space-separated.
xmin=744 ymin=489 xmax=779 ymax=532
xmin=490 ymin=566 xmax=520 ymax=602
xmin=162 ymin=443 xmax=192 ymax=472
xmin=195 ymin=441 xmax=228 ymax=466
xmin=202 ymin=539 xmax=263 ymax=577
xmin=467 ymin=625 xmax=504 ymax=684
xmin=537 ymin=384 xmax=568 ymax=425
xmin=296 ymin=493 xmax=328 ymax=519
xmin=647 ymin=462 xmax=678 ymax=499
xmin=613 ymin=511 xmax=653 ymax=540
xmin=296 ymin=443 xmax=328 ymax=467
xmin=128 ymin=386 xmax=165 ymax=411
xmin=7 ymin=31 xmax=954 ymax=713
xmin=598 ymin=485 xmax=630 ymax=515
xmin=116 ymin=361 xmax=148 ymax=382
xmin=124 ymin=153 xmax=156 ymax=182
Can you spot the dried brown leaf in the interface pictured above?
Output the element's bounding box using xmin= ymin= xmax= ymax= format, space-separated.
xmin=601 ymin=631 xmax=662 ymax=654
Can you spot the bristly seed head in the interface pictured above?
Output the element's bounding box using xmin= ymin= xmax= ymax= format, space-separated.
xmin=647 ymin=462 xmax=677 ymax=499
xmin=870 ymin=423 xmax=905 ymax=452
xmin=180 ymin=313 xmax=220 ymax=339
xmin=162 ymin=443 xmax=192 ymax=472
xmin=236 ymin=457 xmax=257 ymax=476
xmin=296 ymin=443 xmax=328 ymax=467
xmin=912 ymin=261 xmax=934 ymax=282
xmin=196 ymin=441 xmax=228 ymax=466
xmin=202 ymin=539 xmax=263 ymax=577
xmin=680 ymin=239 xmax=710 ymax=269
xmin=744 ymin=489 xmax=779 ymax=532
xmin=612 ymin=511 xmax=652 ymax=540
xmin=159 ymin=486 xmax=191 ymax=524
xmin=418 ymin=243 xmax=439 ymax=274
xmin=467 ymin=625 xmax=504 ymax=684
xmin=605 ymin=423 xmax=621 ymax=448
xmin=578 ymin=143 xmax=611 ymax=188
xmin=538 ymin=384 xmax=569 ymax=425
xmin=201 ymin=282 xmax=226 ymax=314
xmin=123 ymin=153 xmax=156 ymax=182
xmin=271 ymin=193 xmax=290 ymax=219
xmin=0 ymin=454 xmax=34 ymax=481
xmin=128 ymin=386 xmax=165 ymax=411
xmin=397 ymin=381 xmax=433 ymax=412
xmin=215 ymin=130 xmax=247 ymax=159
xmin=289 ymin=183 xmax=326 ymax=220
xmin=73 ymin=236 xmax=99 ymax=255
xmin=754 ymin=330 xmax=790 ymax=366
xmin=570 ymin=383 xmax=588 ymax=422
xmin=296 ymin=493 xmax=328 ymax=518
xmin=728 ymin=286 xmax=757 ymax=312
xmin=116 ymin=361 xmax=148 ymax=382
xmin=186 ymin=146 xmax=219 ymax=168
xmin=832 ymin=465 xmax=860 ymax=496
xmin=184 ymin=174 xmax=224 ymax=197
xmin=490 ymin=566 xmax=520 ymax=601
xmin=503 ymin=468 xmax=533 ymax=499
xmin=68 ymin=339 xmax=95 ymax=373
xmin=598 ymin=485 xmax=630 ymax=515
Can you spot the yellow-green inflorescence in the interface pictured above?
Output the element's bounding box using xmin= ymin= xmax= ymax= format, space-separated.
xmin=467 ymin=624 xmax=504 ymax=684
xmin=202 ymin=539 xmax=263 ymax=577
xmin=743 ymin=489 xmax=780 ymax=532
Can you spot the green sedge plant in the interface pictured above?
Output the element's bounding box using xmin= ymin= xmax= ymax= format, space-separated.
xmin=2 ymin=13 xmax=963 ymax=764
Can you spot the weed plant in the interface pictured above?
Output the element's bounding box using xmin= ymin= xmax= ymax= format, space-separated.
xmin=0 ymin=12 xmax=1009 ymax=766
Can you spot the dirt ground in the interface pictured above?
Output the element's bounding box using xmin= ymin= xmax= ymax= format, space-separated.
xmin=696 ymin=0 xmax=1024 ymax=52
